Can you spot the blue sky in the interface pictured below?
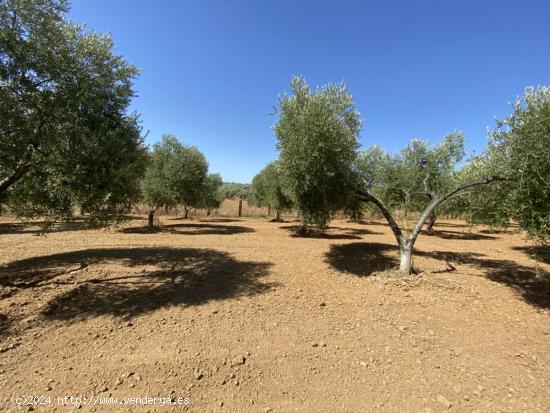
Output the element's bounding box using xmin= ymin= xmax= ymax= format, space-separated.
xmin=69 ymin=0 xmax=550 ymax=183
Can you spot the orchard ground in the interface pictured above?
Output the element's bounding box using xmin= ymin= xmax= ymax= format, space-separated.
xmin=0 ymin=215 xmax=549 ymax=412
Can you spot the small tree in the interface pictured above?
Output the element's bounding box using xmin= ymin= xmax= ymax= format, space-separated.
xmin=0 ymin=0 xmax=147 ymax=227
xmin=252 ymin=161 xmax=292 ymax=221
xmin=198 ymin=173 xmax=223 ymax=216
xmin=357 ymin=132 xmax=465 ymax=232
xmin=274 ymin=76 xmax=361 ymax=230
xmin=166 ymin=140 xmax=209 ymax=218
xmin=141 ymin=135 xmax=208 ymax=226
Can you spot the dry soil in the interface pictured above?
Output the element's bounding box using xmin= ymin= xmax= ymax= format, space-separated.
xmin=0 ymin=216 xmax=549 ymax=412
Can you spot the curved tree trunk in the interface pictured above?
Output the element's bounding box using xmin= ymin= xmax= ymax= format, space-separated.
xmin=184 ymin=206 xmax=191 ymax=219
xmin=357 ymin=176 xmax=506 ymax=274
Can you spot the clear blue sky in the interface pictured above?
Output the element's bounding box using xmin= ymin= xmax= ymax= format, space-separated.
xmin=69 ymin=0 xmax=550 ymax=183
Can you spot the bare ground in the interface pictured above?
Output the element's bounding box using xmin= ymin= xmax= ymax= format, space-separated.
xmin=0 ymin=216 xmax=549 ymax=412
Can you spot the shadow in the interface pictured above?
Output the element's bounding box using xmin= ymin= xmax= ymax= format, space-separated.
xmin=415 ymin=249 xmax=550 ymax=309
xmin=118 ymin=215 xmax=146 ymax=221
xmin=0 ymin=220 xmax=90 ymax=235
xmin=432 ymin=222 xmax=470 ymax=229
xmin=325 ymin=242 xmax=399 ymax=276
xmin=279 ymin=225 xmax=362 ymax=240
xmin=199 ymin=218 xmax=242 ymax=223
xmin=0 ymin=248 xmax=274 ymax=321
xmin=477 ymin=223 xmax=519 ymax=234
xmin=324 ymin=242 xmax=550 ymax=309
xmin=513 ymin=246 xmax=550 ymax=265
xmin=0 ymin=313 xmax=12 ymax=338
xmin=422 ymin=229 xmax=496 ymax=240
xmin=330 ymin=226 xmax=384 ymax=236
xmin=121 ymin=223 xmax=254 ymax=236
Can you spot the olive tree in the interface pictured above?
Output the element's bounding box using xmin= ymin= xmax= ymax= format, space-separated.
xmin=198 ymin=173 xmax=223 ymax=216
xmin=252 ymin=161 xmax=292 ymax=221
xmin=141 ymin=135 xmax=208 ymax=227
xmin=460 ymin=87 xmax=550 ymax=242
xmin=273 ymin=77 xmax=510 ymax=274
xmin=274 ymin=76 xmax=361 ymax=230
xmin=0 ymin=0 xmax=147 ymax=227
xmin=354 ymin=133 xmax=501 ymax=274
xmin=357 ymin=132 xmax=465 ymax=232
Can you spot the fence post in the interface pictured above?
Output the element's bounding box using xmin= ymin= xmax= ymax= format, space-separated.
xmin=237 ymin=198 xmax=243 ymax=217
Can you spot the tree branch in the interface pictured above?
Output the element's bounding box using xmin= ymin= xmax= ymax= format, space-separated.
xmin=0 ymin=161 xmax=32 ymax=197
xmin=409 ymin=176 xmax=507 ymax=244
xmin=356 ymin=189 xmax=404 ymax=245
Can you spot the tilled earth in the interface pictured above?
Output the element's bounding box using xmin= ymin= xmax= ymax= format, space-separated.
xmin=0 ymin=216 xmax=549 ymax=412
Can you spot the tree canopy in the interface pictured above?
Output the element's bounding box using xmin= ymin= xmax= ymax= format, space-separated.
xmin=460 ymin=87 xmax=550 ymax=241
xmin=141 ymin=135 xmax=210 ymax=219
xmin=217 ymin=182 xmax=252 ymax=200
xmin=274 ymin=76 xmax=361 ymax=229
xmin=251 ymin=161 xmax=292 ymax=220
xmin=356 ymin=132 xmax=466 ymax=229
xmin=0 ymin=0 xmax=147 ymax=226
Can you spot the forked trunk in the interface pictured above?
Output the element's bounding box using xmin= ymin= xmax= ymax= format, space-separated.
xmin=356 ymin=176 xmax=505 ymax=276
xmin=184 ymin=206 xmax=190 ymax=219
xmin=276 ymin=210 xmax=281 ymax=221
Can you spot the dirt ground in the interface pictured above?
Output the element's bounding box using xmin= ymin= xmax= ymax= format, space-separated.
xmin=0 ymin=215 xmax=549 ymax=412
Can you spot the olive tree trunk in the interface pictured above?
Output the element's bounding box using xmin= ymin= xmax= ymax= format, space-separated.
xmin=426 ymin=211 xmax=436 ymax=233
xmin=183 ymin=206 xmax=192 ymax=219
xmin=0 ymin=162 xmax=31 ymax=198
xmin=357 ymin=176 xmax=505 ymax=274
xmin=148 ymin=207 xmax=157 ymax=229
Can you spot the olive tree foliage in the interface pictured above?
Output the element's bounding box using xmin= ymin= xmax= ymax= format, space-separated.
xmin=272 ymin=77 xmax=504 ymax=273
xmin=274 ymin=76 xmax=361 ymax=230
xmin=217 ymin=182 xmax=252 ymax=200
xmin=356 ymin=132 xmax=466 ymax=231
xmin=251 ymin=161 xmax=292 ymax=221
xmin=141 ymin=135 xmax=209 ymax=225
xmin=457 ymin=87 xmax=550 ymax=242
xmin=0 ymin=0 xmax=147 ymax=226
xmin=198 ymin=173 xmax=223 ymax=215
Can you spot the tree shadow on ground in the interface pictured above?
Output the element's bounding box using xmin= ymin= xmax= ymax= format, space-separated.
xmin=479 ymin=229 xmax=515 ymax=235
xmin=199 ymin=218 xmax=242 ymax=223
xmin=414 ymin=249 xmax=550 ymax=309
xmin=325 ymin=242 xmax=399 ymax=276
xmin=0 ymin=248 xmax=274 ymax=321
xmin=512 ymin=246 xmax=550 ymax=265
xmin=121 ymin=223 xmax=255 ymax=235
xmin=324 ymin=243 xmax=550 ymax=309
xmin=0 ymin=221 xmax=90 ymax=235
xmin=279 ymin=225 xmax=382 ymax=240
xmin=0 ymin=313 xmax=12 ymax=338
xmin=422 ymin=229 xmax=496 ymax=240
